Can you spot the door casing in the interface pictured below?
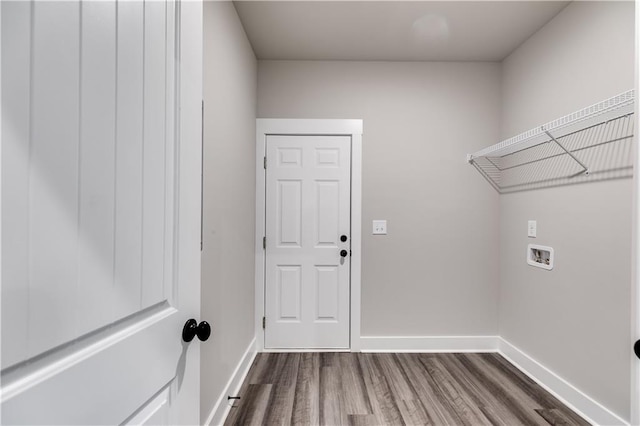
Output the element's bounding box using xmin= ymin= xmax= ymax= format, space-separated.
xmin=255 ymin=119 xmax=363 ymax=352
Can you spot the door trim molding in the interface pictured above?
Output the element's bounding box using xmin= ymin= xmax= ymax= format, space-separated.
xmin=254 ymin=119 xmax=363 ymax=352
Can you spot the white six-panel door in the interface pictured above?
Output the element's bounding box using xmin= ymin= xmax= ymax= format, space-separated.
xmin=265 ymin=135 xmax=351 ymax=349
xmin=1 ymin=1 xmax=203 ymax=424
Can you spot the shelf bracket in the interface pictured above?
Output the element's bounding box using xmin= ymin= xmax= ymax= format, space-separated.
xmin=542 ymin=127 xmax=589 ymax=177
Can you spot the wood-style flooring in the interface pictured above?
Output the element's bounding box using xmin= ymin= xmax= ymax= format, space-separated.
xmin=223 ymin=352 xmax=590 ymax=426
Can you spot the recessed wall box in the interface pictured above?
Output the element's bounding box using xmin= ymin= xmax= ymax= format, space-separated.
xmin=527 ymin=244 xmax=554 ymax=270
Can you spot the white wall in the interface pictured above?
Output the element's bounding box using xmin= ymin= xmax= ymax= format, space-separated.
xmin=205 ymin=1 xmax=634 ymax=421
xmin=201 ymin=2 xmax=256 ymax=423
xmin=258 ymin=61 xmax=501 ymax=337
xmin=499 ymin=1 xmax=635 ymax=421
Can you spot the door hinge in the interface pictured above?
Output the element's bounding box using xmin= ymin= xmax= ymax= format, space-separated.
xmin=262 ymin=317 xmax=266 ymax=329
xmin=263 ymin=236 xmax=266 ymax=249
xmin=263 ymin=156 xmax=267 ymax=169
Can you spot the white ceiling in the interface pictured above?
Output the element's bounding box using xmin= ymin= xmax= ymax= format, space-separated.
xmin=233 ymin=1 xmax=570 ymax=62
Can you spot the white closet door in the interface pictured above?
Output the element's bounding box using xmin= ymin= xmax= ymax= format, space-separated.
xmin=0 ymin=1 xmax=202 ymax=424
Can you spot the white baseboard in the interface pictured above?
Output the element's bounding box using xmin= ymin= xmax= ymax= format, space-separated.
xmin=360 ymin=335 xmax=499 ymax=352
xmin=498 ymin=338 xmax=628 ymax=426
xmin=203 ymin=338 xmax=257 ymax=426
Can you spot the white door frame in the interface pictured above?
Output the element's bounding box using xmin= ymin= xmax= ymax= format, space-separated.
xmin=254 ymin=119 xmax=363 ymax=352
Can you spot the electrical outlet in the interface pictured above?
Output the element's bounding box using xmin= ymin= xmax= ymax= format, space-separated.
xmin=373 ymin=220 xmax=387 ymax=235
xmin=528 ymin=220 xmax=537 ymax=238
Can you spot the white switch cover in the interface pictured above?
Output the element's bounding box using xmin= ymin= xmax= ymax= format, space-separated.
xmin=528 ymin=220 xmax=537 ymax=238
xmin=373 ymin=220 xmax=387 ymax=235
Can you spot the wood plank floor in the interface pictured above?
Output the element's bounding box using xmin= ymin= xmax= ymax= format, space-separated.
xmin=223 ymin=353 xmax=590 ymax=426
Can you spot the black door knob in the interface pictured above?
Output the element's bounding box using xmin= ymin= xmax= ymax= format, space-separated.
xmin=340 ymin=249 xmax=348 ymax=257
xmin=340 ymin=235 xmax=348 ymax=242
xmin=634 ymin=340 xmax=640 ymax=359
xmin=182 ymin=319 xmax=212 ymax=342
xmin=197 ymin=321 xmax=211 ymax=341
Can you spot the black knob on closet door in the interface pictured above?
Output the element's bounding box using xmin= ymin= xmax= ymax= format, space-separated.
xmin=634 ymin=340 xmax=640 ymax=360
xmin=182 ymin=319 xmax=197 ymax=342
xmin=182 ymin=319 xmax=211 ymax=342
xmin=340 ymin=249 xmax=348 ymax=258
xmin=340 ymin=235 xmax=348 ymax=242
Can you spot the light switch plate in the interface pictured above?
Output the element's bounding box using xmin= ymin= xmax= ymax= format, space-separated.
xmin=528 ymin=220 xmax=537 ymax=238
xmin=373 ymin=220 xmax=387 ymax=235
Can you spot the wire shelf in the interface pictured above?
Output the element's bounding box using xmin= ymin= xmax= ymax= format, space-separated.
xmin=468 ymin=90 xmax=635 ymax=193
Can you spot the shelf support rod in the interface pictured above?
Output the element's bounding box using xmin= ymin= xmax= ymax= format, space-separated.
xmin=469 ymin=159 xmax=502 ymax=193
xmin=542 ymin=127 xmax=589 ymax=176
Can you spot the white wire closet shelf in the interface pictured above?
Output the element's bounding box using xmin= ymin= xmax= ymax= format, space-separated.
xmin=467 ymin=90 xmax=635 ymax=193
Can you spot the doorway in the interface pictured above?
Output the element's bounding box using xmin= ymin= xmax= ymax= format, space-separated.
xmin=255 ymin=119 xmax=363 ymax=351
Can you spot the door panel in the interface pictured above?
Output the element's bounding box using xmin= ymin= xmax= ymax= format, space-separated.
xmin=1 ymin=306 xmax=178 ymax=425
xmin=277 ymin=180 xmax=302 ymax=246
xmin=316 ymin=181 xmax=340 ymax=246
xmin=1 ymin=1 xmax=201 ymax=424
xmin=316 ymin=266 xmax=339 ymax=321
xmin=77 ymin=0 xmax=117 ymax=336
xmin=124 ymin=386 xmax=171 ymax=425
xmin=114 ymin=0 xmax=145 ymax=320
xmin=1 ymin=0 xmax=31 ymax=368
xmin=278 ymin=266 xmax=302 ymax=321
xmin=142 ymin=0 xmax=169 ymax=309
xmin=265 ymin=135 xmax=351 ymax=349
xmin=29 ymin=0 xmax=81 ymax=358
